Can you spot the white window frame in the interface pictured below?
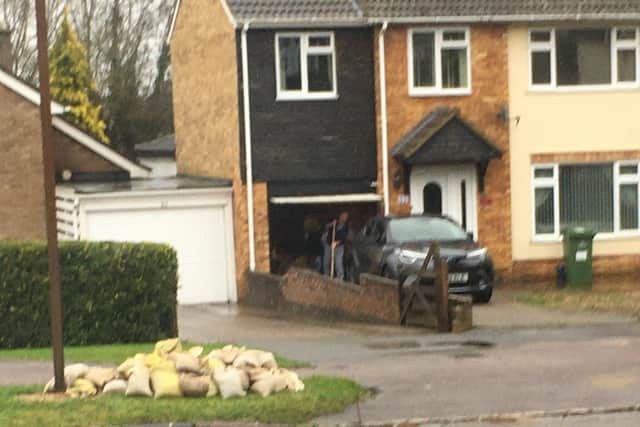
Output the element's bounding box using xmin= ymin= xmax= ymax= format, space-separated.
xmin=408 ymin=27 xmax=472 ymax=97
xmin=531 ymin=162 xmax=640 ymax=242
xmin=528 ymin=27 xmax=640 ymax=92
xmin=274 ymin=32 xmax=338 ymax=101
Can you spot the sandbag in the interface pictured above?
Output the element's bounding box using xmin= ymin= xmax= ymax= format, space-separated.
xmin=206 ymin=375 xmax=219 ymax=397
xmin=117 ymin=353 xmax=146 ymax=379
xmin=232 ymin=350 xmax=277 ymax=370
xmin=168 ymin=352 xmax=201 ymax=374
xmin=154 ymin=338 xmax=182 ymax=356
xmin=150 ymin=367 xmax=182 ymax=399
xmin=249 ymin=370 xmax=288 ymax=397
xmin=85 ymin=367 xmax=118 ymax=388
xmin=179 ymin=374 xmax=210 ymax=397
xmin=103 ymin=379 xmax=128 ymax=394
xmin=65 ymin=378 xmax=97 ymax=398
xmin=280 ymin=369 xmax=304 ymax=392
xmin=125 ymin=366 xmax=152 ymax=397
xmin=213 ymin=367 xmax=246 ymax=399
xmin=202 ymin=357 xmax=225 ymax=374
xmin=187 ymin=346 xmax=204 ymax=358
xmin=208 ymin=345 xmax=245 ymax=365
xmin=145 ymin=353 xmax=175 ymax=371
xmin=43 ymin=363 xmax=90 ymax=393
xmin=247 ymin=367 xmax=270 ymax=383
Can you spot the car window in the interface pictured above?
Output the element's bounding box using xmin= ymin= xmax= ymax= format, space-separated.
xmin=387 ymin=217 xmax=467 ymax=243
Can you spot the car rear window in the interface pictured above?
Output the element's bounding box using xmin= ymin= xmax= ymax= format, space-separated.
xmin=388 ymin=217 xmax=467 ymax=243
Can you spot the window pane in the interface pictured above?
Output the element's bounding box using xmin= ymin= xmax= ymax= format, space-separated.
xmin=441 ymin=48 xmax=468 ymax=88
xmin=535 ymin=187 xmax=555 ymax=234
xmin=278 ymin=37 xmax=301 ymax=91
xmin=309 ymin=35 xmax=330 ymax=47
xmin=556 ymin=29 xmax=611 ymax=85
xmin=307 ymin=54 xmax=333 ymax=92
xmin=620 ymin=184 xmax=639 ymax=230
xmin=443 ymin=30 xmax=465 ymax=41
xmin=617 ymin=49 xmax=637 ymax=82
xmin=620 ymin=164 xmax=639 ymax=175
xmin=531 ymin=30 xmax=551 ymax=43
xmin=413 ymin=32 xmax=435 ymax=87
xmin=617 ymin=29 xmax=636 ymax=41
xmin=532 ymin=51 xmax=552 ymax=84
xmin=559 ymin=164 xmax=614 ymax=233
xmin=535 ymin=167 xmax=554 ymax=178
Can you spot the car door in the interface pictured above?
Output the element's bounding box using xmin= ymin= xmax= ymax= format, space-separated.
xmin=367 ymin=218 xmax=387 ymax=274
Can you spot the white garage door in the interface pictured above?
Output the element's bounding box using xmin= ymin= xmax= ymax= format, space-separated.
xmin=85 ymin=204 xmax=232 ymax=304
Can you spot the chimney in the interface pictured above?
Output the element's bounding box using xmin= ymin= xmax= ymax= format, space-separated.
xmin=0 ymin=30 xmax=13 ymax=71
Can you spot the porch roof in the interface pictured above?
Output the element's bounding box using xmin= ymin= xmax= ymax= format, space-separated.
xmin=391 ymin=107 xmax=503 ymax=166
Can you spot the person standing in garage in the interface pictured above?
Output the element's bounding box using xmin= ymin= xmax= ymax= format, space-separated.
xmin=323 ymin=211 xmax=350 ymax=280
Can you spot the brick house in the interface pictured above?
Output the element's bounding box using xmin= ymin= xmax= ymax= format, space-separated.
xmin=0 ymin=56 xmax=149 ymax=239
xmin=170 ymin=0 xmax=640 ymax=296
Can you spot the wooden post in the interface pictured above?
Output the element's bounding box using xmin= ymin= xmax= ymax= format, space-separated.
xmin=435 ymin=255 xmax=450 ymax=333
xmin=35 ymin=0 xmax=65 ymax=391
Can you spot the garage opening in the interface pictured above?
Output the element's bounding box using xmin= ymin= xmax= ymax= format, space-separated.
xmin=268 ymin=194 xmax=380 ymax=276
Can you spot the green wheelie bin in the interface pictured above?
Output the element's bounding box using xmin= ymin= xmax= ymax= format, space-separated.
xmin=562 ymin=227 xmax=596 ymax=289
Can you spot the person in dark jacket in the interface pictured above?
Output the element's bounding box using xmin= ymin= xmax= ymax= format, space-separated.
xmin=323 ymin=211 xmax=349 ymax=280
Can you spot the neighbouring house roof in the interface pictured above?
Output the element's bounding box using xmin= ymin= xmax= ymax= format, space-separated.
xmin=135 ymin=134 xmax=176 ymax=158
xmin=225 ymin=0 xmax=364 ymax=24
xmin=0 ymin=66 xmax=150 ymax=178
xmin=391 ymin=107 xmax=502 ymax=165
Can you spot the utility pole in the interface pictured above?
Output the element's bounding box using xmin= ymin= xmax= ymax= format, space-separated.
xmin=35 ymin=0 xmax=65 ymax=392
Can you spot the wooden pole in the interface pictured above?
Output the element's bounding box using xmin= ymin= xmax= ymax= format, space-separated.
xmin=434 ymin=245 xmax=450 ymax=333
xmin=329 ymin=221 xmax=337 ymax=278
xmin=35 ymin=0 xmax=65 ymax=392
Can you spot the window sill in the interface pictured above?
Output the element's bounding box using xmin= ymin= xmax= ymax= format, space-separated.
xmin=409 ymin=87 xmax=472 ymax=97
xmin=531 ymin=231 xmax=640 ymax=244
xmin=528 ymin=84 xmax=640 ymax=94
xmin=276 ymin=93 xmax=339 ymax=102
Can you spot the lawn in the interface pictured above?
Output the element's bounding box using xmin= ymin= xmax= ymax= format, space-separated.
xmin=0 ymin=376 xmax=368 ymax=426
xmin=0 ymin=342 xmax=309 ymax=369
xmin=517 ymin=289 xmax=640 ymax=317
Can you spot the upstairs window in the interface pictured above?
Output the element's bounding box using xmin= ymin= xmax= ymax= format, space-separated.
xmin=409 ymin=28 xmax=471 ymax=96
xmin=275 ymin=32 xmax=337 ymax=100
xmin=529 ymin=27 xmax=640 ymax=90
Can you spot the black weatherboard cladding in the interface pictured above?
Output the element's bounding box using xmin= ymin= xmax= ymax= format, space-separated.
xmin=243 ymin=28 xmax=378 ymax=187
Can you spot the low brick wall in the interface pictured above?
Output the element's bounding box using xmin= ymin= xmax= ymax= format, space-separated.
xmin=282 ymin=269 xmax=401 ymax=324
xmin=242 ymin=271 xmax=286 ymax=309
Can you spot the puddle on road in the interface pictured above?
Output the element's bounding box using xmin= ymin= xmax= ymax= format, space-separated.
xmin=365 ymin=339 xmax=495 ymax=358
xmin=365 ymin=340 xmax=421 ymax=350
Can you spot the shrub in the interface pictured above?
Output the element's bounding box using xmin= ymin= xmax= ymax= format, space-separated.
xmin=0 ymin=241 xmax=178 ymax=348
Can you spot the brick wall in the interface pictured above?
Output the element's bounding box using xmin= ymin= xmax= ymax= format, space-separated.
xmin=375 ymin=25 xmax=512 ymax=271
xmin=55 ymin=131 xmax=123 ymax=174
xmin=282 ymin=268 xmax=401 ymax=324
xmin=0 ymin=83 xmax=46 ymax=239
xmin=532 ymin=151 xmax=640 ymax=163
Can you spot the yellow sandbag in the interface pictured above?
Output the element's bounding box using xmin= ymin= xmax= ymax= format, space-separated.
xmin=203 ymin=357 xmax=225 ymax=373
xmin=154 ymin=338 xmax=182 ymax=356
xmin=65 ymin=378 xmax=97 ymax=399
xmin=117 ymin=353 xmax=146 ymax=379
xmin=144 ymin=353 xmax=175 ymax=371
xmin=150 ymin=367 xmax=182 ymax=399
xmin=187 ymin=346 xmax=204 ymax=358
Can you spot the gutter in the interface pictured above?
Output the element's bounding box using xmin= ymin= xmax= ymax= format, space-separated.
xmin=366 ymin=13 xmax=640 ymax=24
xmin=241 ymin=22 xmax=256 ymax=271
xmin=378 ymin=21 xmax=390 ymax=216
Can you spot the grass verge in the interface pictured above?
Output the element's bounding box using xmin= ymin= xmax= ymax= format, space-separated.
xmin=0 ymin=376 xmax=367 ymax=426
xmin=0 ymin=342 xmax=309 ymax=369
xmin=517 ymin=290 xmax=640 ymax=317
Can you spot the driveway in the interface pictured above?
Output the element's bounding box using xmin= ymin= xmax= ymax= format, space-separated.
xmin=178 ymin=291 xmax=640 ymax=424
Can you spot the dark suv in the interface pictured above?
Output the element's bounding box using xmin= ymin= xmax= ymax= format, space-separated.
xmin=348 ymin=215 xmax=494 ymax=303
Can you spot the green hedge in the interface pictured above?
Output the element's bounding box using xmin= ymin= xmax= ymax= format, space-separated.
xmin=0 ymin=241 xmax=178 ymax=348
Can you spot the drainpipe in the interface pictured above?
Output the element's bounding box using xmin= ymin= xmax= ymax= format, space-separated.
xmin=241 ymin=23 xmax=256 ymax=271
xmin=378 ymin=21 xmax=390 ymax=216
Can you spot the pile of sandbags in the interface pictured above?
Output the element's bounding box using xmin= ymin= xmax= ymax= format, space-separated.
xmin=43 ymin=338 xmax=304 ymax=399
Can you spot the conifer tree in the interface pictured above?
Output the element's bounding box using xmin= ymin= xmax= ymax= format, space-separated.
xmin=49 ymin=7 xmax=109 ymax=144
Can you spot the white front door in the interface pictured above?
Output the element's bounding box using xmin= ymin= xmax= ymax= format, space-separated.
xmin=410 ymin=164 xmax=478 ymax=236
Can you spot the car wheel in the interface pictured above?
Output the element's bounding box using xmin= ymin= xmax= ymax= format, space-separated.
xmin=473 ymin=288 xmax=493 ymax=304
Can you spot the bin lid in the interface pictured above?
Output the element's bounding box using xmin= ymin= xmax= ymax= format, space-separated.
xmin=561 ymin=226 xmax=597 ymax=238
